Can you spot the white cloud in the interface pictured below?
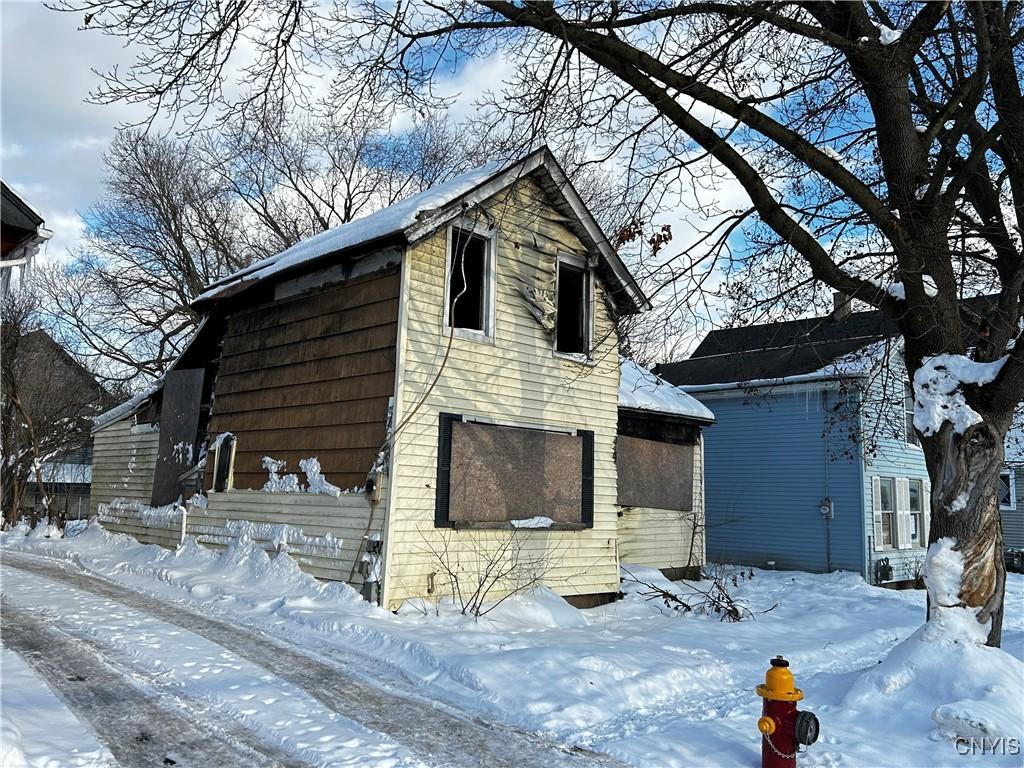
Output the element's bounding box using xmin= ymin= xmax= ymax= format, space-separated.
xmin=60 ymin=136 xmax=109 ymax=153
xmin=1 ymin=3 xmax=144 ymax=257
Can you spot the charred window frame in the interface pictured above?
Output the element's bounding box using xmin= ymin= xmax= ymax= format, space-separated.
xmin=444 ymin=221 xmax=496 ymax=341
xmin=434 ymin=412 xmax=594 ymax=529
xmin=554 ymin=253 xmax=593 ymax=359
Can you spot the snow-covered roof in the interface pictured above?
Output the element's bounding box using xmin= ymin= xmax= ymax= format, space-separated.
xmin=619 ymin=358 xmax=715 ymax=422
xmin=38 ymin=463 xmax=92 ymax=484
xmin=194 ymin=147 xmax=649 ymax=313
xmin=92 ymin=380 xmax=160 ymax=432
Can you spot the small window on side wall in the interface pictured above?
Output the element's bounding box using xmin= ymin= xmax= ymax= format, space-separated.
xmin=555 ymin=255 xmax=592 ymax=356
xmin=447 ymin=226 xmax=491 ymax=336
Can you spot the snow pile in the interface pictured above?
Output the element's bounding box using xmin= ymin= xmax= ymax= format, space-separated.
xmin=510 ymin=516 xmax=555 ymax=529
xmin=869 ymin=274 xmax=938 ymax=300
xmin=299 ymin=456 xmax=343 ymax=497
xmin=844 ymin=537 xmax=1023 ymax=754
xmin=261 ymin=455 xmax=359 ymax=495
xmin=261 ymin=456 xmax=302 ymax=493
xmin=619 ymin=358 xmax=715 ymax=421
xmin=913 ymin=354 xmax=1008 ymax=435
xmin=925 ymin=537 xmax=967 ymax=608
xmin=98 ymin=498 xmax=184 ymax=529
xmin=63 ymin=518 xmax=90 ymax=537
xmin=485 ymin=587 xmax=589 ymax=629
xmin=876 ymin=23 xmax=902 ymax=45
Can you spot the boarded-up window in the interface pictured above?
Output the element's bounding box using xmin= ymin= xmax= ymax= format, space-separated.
xmin=616 ymin=435 xmax=694 ymax=511
xmin=436 ymin=413 xmax=593 ymax=527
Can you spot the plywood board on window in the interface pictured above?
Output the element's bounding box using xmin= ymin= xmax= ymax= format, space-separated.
xmin=448 ymin=421 xmax=582 ymax=523
xmin=617 ymin=435 xmax=694 ymax=511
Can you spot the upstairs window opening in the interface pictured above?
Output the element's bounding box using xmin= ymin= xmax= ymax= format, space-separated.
xmin=447 ymin=228 xmax=490 ymax=334
xmin=556 ymin=257 xmax=591 ymax=355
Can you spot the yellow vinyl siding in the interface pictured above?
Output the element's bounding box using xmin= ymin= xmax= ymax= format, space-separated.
xmin=382 ymin=177 xmax=621 ymax=609
xmin=90 ymin=418 xmax=159 ymax=515
xmin=617 ymin=436 xmax=706 ymax=570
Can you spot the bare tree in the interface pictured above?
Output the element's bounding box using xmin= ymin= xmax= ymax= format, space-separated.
xmin=417 ymin=526 xmax=559 ymax=618
xmin=42 ymin=113 xmax=469 ymax=387
xmin=40 ymin=131 xmax=248 ymax=385
xmin=52 ymin=1 xmax=1023 ymax=646
xmin=1 ymin=288 xmax=110 ymax=526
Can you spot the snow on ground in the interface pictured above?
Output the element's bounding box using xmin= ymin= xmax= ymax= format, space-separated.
xmin=0 ymin=562 xmax=412 ymax=767
xmin=3 ymin=522 xmax=1022 ymax=767
xmin=1 ymin=646 xmax=116 ymax=768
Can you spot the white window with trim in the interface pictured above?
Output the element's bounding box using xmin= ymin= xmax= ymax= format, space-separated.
xmin=904 ymin=383 xmax=919 ymax=447
xmin=873 ymin=476 xmax=896 ymax=549
xmin=444 ymin=221 xmax=496 ymax=341
xmin=873 ymin=475 xmax=930 ymax=551
xmin=907 ymin=478 xmax=925 ymax=547
xmin=554 ymin=253 xmax=593 ymax=358
xmin=999 ymin=470 xmax=1017 ymax=510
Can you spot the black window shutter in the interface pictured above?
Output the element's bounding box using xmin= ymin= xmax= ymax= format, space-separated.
xmin=435 ymin=413 xmax=460 ymax=527
xmin=580 ymin=429 xmax=595 ymax=527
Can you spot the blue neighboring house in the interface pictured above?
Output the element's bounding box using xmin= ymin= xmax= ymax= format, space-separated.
xmin=656 ymin=294 xmax=1012 ymax=586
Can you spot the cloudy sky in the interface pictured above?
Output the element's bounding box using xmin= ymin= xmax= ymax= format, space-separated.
xmin=1 ymin=1 xmax=145 ymax=262
xmin=0 ymin=1 xmax=738 ymax=357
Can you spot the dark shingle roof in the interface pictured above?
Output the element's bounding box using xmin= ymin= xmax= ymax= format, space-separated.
xmin=656 ymin=296 xmax=998 ymax=387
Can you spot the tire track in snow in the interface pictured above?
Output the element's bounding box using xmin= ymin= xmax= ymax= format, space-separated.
xmin=1 ymin=597 xmax=311 ymax=768
xmin=2 ymin=552 xmax=627 ymax=768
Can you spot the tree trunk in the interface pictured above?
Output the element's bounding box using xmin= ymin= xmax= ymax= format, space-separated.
xmin=924 ymin=418 xmax=1006 ymax=647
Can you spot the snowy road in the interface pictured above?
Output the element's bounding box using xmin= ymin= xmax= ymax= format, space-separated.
xmin=1 ymin=552 xmax=626 ymax=768
xmin=2 ymin=597 xmax=307 ymax=768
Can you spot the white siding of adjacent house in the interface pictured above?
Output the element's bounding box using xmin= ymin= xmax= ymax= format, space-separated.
xmin=90 ymin=418 xmax=159 ymax=515
xmin=859 ymin=353 xmax=931 ymax=583
xmin=381 ymin=177 xmax=621 ymax=610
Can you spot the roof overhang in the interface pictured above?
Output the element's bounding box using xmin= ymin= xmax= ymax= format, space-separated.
xmin=678 ymin=371 xmax=866 ymax=395
xmin=618 ymin=404 xmax=715 ymax=427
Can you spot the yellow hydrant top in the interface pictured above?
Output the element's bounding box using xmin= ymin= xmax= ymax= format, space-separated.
xmin=755 ymin=655 xmax=804 ymax=702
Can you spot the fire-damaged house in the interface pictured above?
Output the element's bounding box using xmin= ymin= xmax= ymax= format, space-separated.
xmin=92 ymin=148 xmax=714 ymax=609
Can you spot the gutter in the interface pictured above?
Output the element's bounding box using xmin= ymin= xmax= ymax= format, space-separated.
xmin=677 ymin=370 xmax=869 ymax=394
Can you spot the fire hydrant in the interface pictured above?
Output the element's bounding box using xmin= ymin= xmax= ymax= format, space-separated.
xmin=755 ymin=655 xmax=819 ymax=768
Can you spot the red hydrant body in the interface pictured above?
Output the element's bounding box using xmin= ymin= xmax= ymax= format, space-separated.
xmin=755 ymin=656 xmax=819 ymax=768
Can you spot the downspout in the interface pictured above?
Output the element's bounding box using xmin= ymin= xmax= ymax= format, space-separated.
xmin=855 ymin=388 xmax=870 ymax=582
xmin=822 ymin=389 xmax=832 ymax=573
